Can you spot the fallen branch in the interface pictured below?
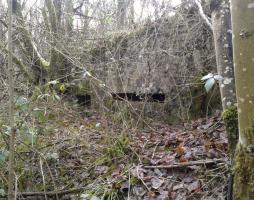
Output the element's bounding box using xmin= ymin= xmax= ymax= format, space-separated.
xmin=143 ymin=159 xmax=227 ymax=169
xmin=0 ymin=187 xmax=85 ymax=199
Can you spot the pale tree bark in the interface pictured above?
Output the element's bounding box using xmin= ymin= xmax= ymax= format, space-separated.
xmin=231 ymin=0 xmax=254 ymax=199
xmin=117 ymin=0 xmax=127 ymax=29
xmin=210 ymin=0 xmax=237 ymax=157
xmin=194 ymin=0 xmax=213 ymax=29
xmin=15 ymin=1 xmax=49 ymax=83
xmin=211 ymin=0 xmax=236 ymax=110
xmin=0 ymin=0 xmax=4 ymax=37
xmin=0 ymin=0 xmax=4 ymax=70
xmin=7 ymin=0 xmax=16 ymax=199
xmin=64 ymin=0 xmax=73 ymax=35
xmin=53 ymin=0 xmax=63 ymax=27
xmin=82 ymin=0 xmax=90 ymax=33
xmin=128 ymin=0 xmax=134 ymax=24
xmin=45 ymin=0 xmax=70 ymax=80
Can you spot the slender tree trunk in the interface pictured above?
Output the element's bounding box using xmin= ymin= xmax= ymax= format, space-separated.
xmin=231 ymin=0 xmax=254 ymax=199
xmin=211 ymin=0 xmax=236 ymax=110
xmin=7 ymin=0 xmax=16 ymax=199
xmin=0 ymin=0 xmax=4 ymax=70
xmin=15 ymin=1 xmax=49 ymax=83
xmin=129 ymin=0 xmax=134 ymax=24
xmin=82 ymin=0 xmax=90 ymax=34
xmin=46 ymin=0 xmax=69 ymax=80
xmin=117 ymin=0 xmax=126 ymax=29
xmin=64 ymin=0 xmax=73 ymax=35
xmin=210 ymin=0 xmax=238 ymax=157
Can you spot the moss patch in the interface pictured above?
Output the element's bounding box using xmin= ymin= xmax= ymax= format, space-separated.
xmin=223 ymin=106 xmax=238 ymax=157
xmin=233 ymin=144 xmax=254 ymax=199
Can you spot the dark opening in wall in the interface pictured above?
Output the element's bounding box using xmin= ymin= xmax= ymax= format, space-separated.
xmin=111 ymin=93 xmax=165 ymax=103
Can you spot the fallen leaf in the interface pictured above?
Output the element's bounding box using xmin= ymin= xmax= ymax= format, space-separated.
xmin=133 ymin=186 xmax=146 ymax=197
xmin=94 ymin=165 xmax=109 ymax=175
xmin=173 ymin=183 xmax=185 ymax=191
xmin=175 ymin=145 xmax=186 ymax=156
xmin=156 ymin=190 xmax=169 ymax=200
xmin=151 ymin=177 xmax=164 ymax=189
xmin=187 ymin=180 xmax=201 ymax=192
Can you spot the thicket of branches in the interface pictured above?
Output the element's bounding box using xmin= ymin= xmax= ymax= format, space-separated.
xmin=0 ymin=1 xmax=233 ymax=199
xmin=0 ymin=0 xmax=220 ymax=122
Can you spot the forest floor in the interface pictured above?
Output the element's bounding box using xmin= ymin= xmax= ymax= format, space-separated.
xmin=0 ymin=99 xmax=229 ymax=200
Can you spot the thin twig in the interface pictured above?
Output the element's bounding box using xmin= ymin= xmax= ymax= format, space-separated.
xmin=39 ymin=158 xmax=48 ymax=200
xmin=0 ymin=187 xmax=85 ymax=198
xmin=143 ymin=159 xmax=227 ymax=169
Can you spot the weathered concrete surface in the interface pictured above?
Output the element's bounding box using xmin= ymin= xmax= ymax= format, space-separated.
xmin=82 ymin=9 xmax=220 ymax=120
xmin=88 ymin=14 xmax=215 ymax=94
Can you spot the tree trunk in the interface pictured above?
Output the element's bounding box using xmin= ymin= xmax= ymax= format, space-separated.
xmin=231 ymin=0 xmax=254 ymax=199
xmin=46 ymin=0 xmax=70 ymax=80
xmin=64 ymin=0 xmax=73 ymax=35
xmin=0 ymin=0 xmax=4 ymax=71
xmin=117 ymin=0 xmax=126 ymax=29
xmin=128 ymin=0 xmax=134 ymax=25
xmin=15 ymin=1 xmax=49 ymax=83
xmin=211 ymin=0 xmax=236 ymax=110
xmin=7 ymin=0 xmax=16 ymax=199
xmin=210 ymin=0 xmax=237 ymax=157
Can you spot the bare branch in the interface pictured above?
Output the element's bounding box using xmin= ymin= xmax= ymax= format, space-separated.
xmin=194 ymin=0 xmax=213 ymax=30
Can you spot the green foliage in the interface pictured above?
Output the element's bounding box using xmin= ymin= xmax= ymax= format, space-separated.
xmin=106 ymin=134 xmax=129 ymax=160
xmin=96 ymin=134 xmax=130 ymax=166
xmin=223 ymin=106 xmax=239 ymax=156
xmin=223 ymin=106 xmax=238 ymax=135
xmin=15 ymin=96 xmax=29 ymax=111
xmin=31 ymin=81 xmax=62 ymax=102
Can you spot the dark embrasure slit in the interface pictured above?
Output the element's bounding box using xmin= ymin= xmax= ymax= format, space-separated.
xmin=111 ymin=93 xmax=165 ymax=103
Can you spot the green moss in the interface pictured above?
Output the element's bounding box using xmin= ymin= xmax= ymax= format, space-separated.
xmin=106 ymin=134 xmax=129 ymax=160
xmin=233 ymin=144 xmax=254 ymax=199
xmin=241 ymin=126 xmax=254 ymax=147
xmin=130 ymin=177 xmax=140 ymax=185
xmin=223 ymin=106 xmax=239 ymax=157
xmin=31 ymin=87 xmax=41 ymax=101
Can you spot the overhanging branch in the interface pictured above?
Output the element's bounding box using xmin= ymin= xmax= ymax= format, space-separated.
xmin=194 ymin=0 xmax=213 ymax=30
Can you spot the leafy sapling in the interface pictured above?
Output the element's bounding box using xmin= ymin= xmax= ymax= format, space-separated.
xmin=201 ymin=73 xmax=223 ymax=92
